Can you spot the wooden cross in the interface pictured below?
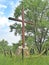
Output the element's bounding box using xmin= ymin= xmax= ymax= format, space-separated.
xmin=8 ymin=6 xmax=33 ymax=59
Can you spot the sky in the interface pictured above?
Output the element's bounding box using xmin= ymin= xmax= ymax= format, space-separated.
xmin=0 ymin=0 xmax=21 ymax=45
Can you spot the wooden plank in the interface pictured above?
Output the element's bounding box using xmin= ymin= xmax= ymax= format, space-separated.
xmin=8 ymin=17 xmax=33 ymax=25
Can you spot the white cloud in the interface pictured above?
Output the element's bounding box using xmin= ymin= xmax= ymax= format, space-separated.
xmin=9 ymin=0 xmax=21 ymax=17
xmin=0 ymin=16 xmax=21 ymax=45
xmin=0 ymin=11 xmax=4 ymax=15
xmin=0 ymin=30 xmax=21 ymax=45
xmin=9 ymin=1 xmax=15 ymax=17
xmin=5 ymin=32 xmax=21 ymax=45
xmin=0 ymin=4 xmax=7 ymax=9
xmin=0 ymin=16 xmax=15 ymax=28
xmin=0 ymin=17 xmax=8 ymax=26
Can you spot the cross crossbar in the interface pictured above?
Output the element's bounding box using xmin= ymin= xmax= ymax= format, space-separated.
xmin=8 ymin=17 xmax=33 ymax=25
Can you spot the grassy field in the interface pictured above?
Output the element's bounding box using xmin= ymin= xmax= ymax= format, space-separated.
xmin=0 ymin=54 xmax=49 ymax=65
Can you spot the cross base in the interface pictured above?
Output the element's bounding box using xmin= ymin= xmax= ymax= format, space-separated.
xmin=15 ymin=45 xmax=29 ymax=56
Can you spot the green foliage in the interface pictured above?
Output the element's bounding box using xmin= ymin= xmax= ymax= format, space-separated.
xmin=0 ymin=39 xmax=12 ymax=53
xmin=14 ymin=5 xmax=22 ymax=18
xmin=12 ymin=42 xmax=22 ymax=53
xmin=12 ymin=43 xmax=18 ymax=53
xmin=10 ymin=23 xmax=22 ymax=35
xmin=0 ymin=39 xmax=8 ymax=51
xmin=42 ymin=40 xmax=49 ymax=49
xmin=14 ymin=0 xmax=49 ymax=22
xmin=26 ymin=36 xmax=34 ymax=48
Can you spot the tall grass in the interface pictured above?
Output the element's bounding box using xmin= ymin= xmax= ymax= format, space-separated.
xmin=0 ymin=54 xmax=49 ymax=65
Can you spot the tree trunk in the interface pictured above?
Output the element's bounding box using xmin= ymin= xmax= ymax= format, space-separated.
xmin=38 ymin=44 xmax=42 ymax=53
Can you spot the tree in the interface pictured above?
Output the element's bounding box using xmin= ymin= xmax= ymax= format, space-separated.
xmin=10 ymin=0 xmax=49 ymax=53
xmin=0 ymin=39 xmax=8 ymax=51
xmin=12 ymin=41 xmax=22 ymax=53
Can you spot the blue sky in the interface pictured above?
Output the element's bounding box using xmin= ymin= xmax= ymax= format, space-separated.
xmin=0 ymin=0 xmax=21 ymax=45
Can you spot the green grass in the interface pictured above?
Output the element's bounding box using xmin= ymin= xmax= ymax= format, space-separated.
xmin=0 ymin=54 xmax=49 ymax=65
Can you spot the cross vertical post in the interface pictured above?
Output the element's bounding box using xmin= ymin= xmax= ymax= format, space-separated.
xmin=22 ymin=6 xmax=25 ymax=59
